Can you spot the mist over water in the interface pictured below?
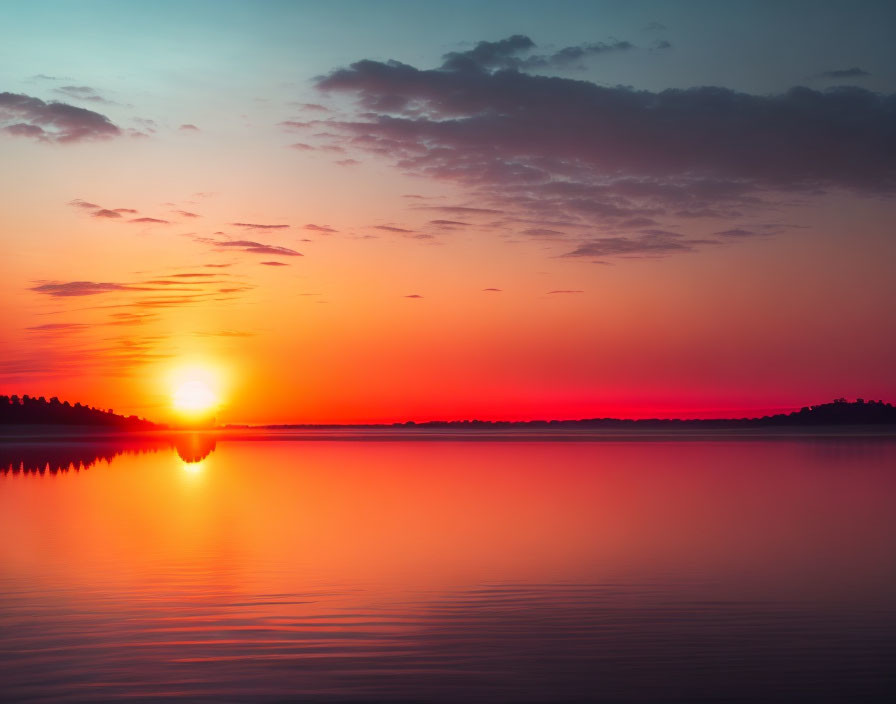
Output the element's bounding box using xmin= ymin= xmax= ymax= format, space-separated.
xmin=2 ymin=435 xmax=895 ymax=702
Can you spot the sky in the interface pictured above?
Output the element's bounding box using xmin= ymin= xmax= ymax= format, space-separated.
xmin=1 ymin=0 xmax=895 ymax=424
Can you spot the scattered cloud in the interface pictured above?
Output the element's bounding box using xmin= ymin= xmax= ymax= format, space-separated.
xmin=522 ymin=227 xmax=565 ymax=238
xmin=290 ymin=142 xmax=314 ymax=150
xmin=817 ymin=67 xmax=870 ymax=79
xmin=54 ymin=85 xmax=111 ymax=104
xmin=714 ymin=228 xmax=757 ymax=238
xmin=483 ymin=287 xmax=502 ymax=292
xmin=231 ymin=222 xmax=290 ymax=230
xmin=211 ymin=239 xmax=303 ymax=256
xmin=179 ymin=123 xmax=200 ymax=131
xmin=303 ymin=223 xmax=337 ymax=233
xmin=129 ymin=217 xmax=169 ymax=224
xmin=547 ymin=290 xmax=584 ymax=294
xmin=418 ymin=206 xmax=504 ymax=215
xmin=173 ymin=210 xmax=199 ymax=218
xmin=0 ymin=91 xmax=121 ymax=142
xmin=30 ymin=281 xmax=133 ymax=297
xmin=92 ymin=209 xmax=122 ymax=218
xmin=260 ymin=261 xmax=289 ymax=266
xmin=430 ymin=219 xmax=470 ymax=226
xmin=69 ymin=199 xmax=99 ymax=209
xmin=373 ymin=224 xmax=414 ymax=233
xmin=404 ymin=294 xmax=423 ymax=298
xmin=27 ymin=322 xmax=89 ymax=332
xmin=561 ymin=231 xmax=703 ymax=258
xmin=441 ymin=35 xmax=632 ymax=72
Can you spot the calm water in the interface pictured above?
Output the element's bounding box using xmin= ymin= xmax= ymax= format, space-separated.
xmin=1 ymin=433 xmax=895 ymax=702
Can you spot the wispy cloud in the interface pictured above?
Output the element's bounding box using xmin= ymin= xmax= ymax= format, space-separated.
xmin=231 ymin=222 xmax=290 ymax=230
xmin=303 ymin=223 xmax=337 ymax=233
xmin=209 ymin=239 xmax=302 ymax=256
xmin=129 ymin=217 xmax=169 ymax=224
xmin=817 ymin=67 xmax=870 ymax=79
xmin=30 ymin=281 xmax=135 ymax=297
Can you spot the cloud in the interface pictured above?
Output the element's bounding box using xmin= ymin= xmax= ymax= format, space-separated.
xmin=280 ymin=120 xmax=314 ymax=130
xmin=0 ymin=91 xmax=121 ymax=142
xmin=315 ymin=43 xmax=896 ymax=258
xmin=30 ymin=281 xmax=133 ymax=297
xmin=430 ymin=219 xmax=471 ymax=226
xmin=54 ymin=85 xmax=111 ymax=104
xmin=547 ymin=290 xmax=584 ymax=294
xmin=231 ymin=222 xmax=290 ymax=230
xmin=114 ymin=208 xmax=138 ymax=213
xmin=373 ymin=225 xmax=414 ymax=233
xmin=483 ymin=287 xmax=502 ymax=292
xmin=173 ymin=210 xmax=199 ymax=218
xmin=561 ymin=231 xmax=704 ymax=258
xmin=26 ymin=322 xmax=89 ymax=331
xmin=522 ymin=227 xmax=565 ymax=238
xmin=179 ymin=123 xmax=200 ymax=131
xmin=304 ymin=223 xmax=337 ymax=233
xmin=818 ymin=67 xmax=870 ymax=79
xmin=440 ymin=35 xmax=633 ymax=72
xmin=129 ymin=217 xmax=169 ymax=224
xmin=419 ymin=206 xmax=503 ymax=215
xmin=714 ymin=228 xmax=756 ymax=238
xmin=212 ymin=239 xmax=303 ymax=256
xmin=92 ymin=209 xmax=122 ymax=218
xmin=335 ymin=158 xmax=359 ymax=166
xmin=260 ymin=261 xmax=289 ymax=266
xmin=404 ymin=294 xmax=423 ymax=298
xmin=69 ymin=199 xmax=100 ymax=209
xmin=290 ymin=142 xmax=314 ymax=150
xmin=441 ymin=35 xmax=535 ymax=71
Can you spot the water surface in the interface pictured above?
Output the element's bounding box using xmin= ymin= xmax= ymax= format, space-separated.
xmin=2 ymin=434 xmax=895 ymax=702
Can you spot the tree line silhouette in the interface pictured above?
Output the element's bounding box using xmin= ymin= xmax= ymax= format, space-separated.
xmin=0 ymin=394 xmax=159 ymax=429
xmin=383 ymin=398 xmax=896 ymax=429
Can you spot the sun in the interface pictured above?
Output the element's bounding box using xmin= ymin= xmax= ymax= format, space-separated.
xmin=172 ymin=379 xmax=218 ymax=413
xmin=168 ymin=364 xmax=224 ymax=418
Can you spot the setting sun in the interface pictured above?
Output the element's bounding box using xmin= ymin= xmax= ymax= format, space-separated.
xmin=167 ymin=364 xmax=225 ymax=419
xmin=172 ymin=380 xmax=217 ymax=413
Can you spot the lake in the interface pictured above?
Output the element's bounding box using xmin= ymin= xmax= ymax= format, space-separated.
xmin=2 ymin=432 xmax=895 ymax=702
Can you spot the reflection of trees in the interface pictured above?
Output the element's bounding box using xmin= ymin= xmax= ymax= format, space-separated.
xmin=0 ymin=434 xmax=218 ymax=475
xmin=174 ymin=434 xmax=217 ymax=463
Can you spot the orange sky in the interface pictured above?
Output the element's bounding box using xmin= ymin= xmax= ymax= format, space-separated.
xmin=2 ymin=2 xmax=895 ymax=424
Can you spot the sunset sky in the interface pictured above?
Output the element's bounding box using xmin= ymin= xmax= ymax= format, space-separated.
xmin=2 ymin=0 xmax=895 ymax=424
